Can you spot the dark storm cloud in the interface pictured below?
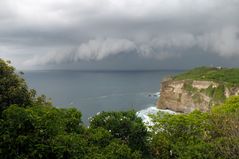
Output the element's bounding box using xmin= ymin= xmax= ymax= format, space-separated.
xmin=0 ymin=0 xmax=239 ymax=69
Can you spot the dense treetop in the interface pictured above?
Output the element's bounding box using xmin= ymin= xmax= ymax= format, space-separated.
xmin=0 ymin=59 xmax=33 ymax=112
xmin=0 ymin=58 xmax=51 ymax=114
xmin=0 ymin=59 xmax=238 ymax=159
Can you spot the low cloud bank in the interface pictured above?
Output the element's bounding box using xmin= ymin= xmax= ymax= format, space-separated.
xmin=24 ymin=27 xmax=239 ymax=66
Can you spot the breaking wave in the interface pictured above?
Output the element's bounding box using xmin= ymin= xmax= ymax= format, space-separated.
xmin=136 ymin=106 xmax=176 ymax=126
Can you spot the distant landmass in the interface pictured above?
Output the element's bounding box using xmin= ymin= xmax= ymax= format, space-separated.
xmin=157 ymin=67 xmax=239 ymax=112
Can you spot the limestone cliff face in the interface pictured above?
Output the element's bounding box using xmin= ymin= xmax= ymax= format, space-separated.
xmin=157 ymin=78 xmax=239 ymax=113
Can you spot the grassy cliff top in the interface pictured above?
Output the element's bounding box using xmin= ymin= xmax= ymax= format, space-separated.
xmin=173 ymin=67 xmax=239 ymax=85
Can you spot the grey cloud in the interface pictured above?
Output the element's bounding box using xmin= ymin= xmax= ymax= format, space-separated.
xmin=24 ymin=34 xmax=196 ymax=66
xmin=25 ymin=28 xmax=239 ymax=66
xmin=0 ymin=0 xmax=239 ymax=69
xmin=24 ymin=38 xmax=137 ymax=66
xmin=198 ymin=27 xmax=239 ymax=57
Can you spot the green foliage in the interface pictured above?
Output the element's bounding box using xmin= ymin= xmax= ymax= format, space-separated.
xmin=0 ymin=105 xmax=144 ymax=159
xmin=213 ymin=85 xmax=225 ymax=102
xmin=0 ymin=105 xmax=85 ymax=159
xmin=204 ymin=85 xmax=215 ymax=97
xmin=209 ymin=101 xmax=239 ymax=159
xmin=90 ymin=111 xmax=149 ymax=155
xmin=0 ymin=59 xmax=33 ymax=113
xmin=183 ymin=81 xmax=197 ymax=94
xmin=212 ymin=137 xmax=239 ymax=159
xmin=212 ymin=96 xmax=239 ymax=113
xmin=174 ymin=66 xmax=239 ymax=85
xmin=202 ymin=84 xmax=226 ymax=103
xmin=86 ymin=127 xmax=113 ymax=147
xmin=103 ymin=140 xmax=142 ymax=159
xmin=150 ymin=96 xmax=239 ymax=159
xmin=150 ymin=111 xmax=212 ymax=159
xmin=0 ymin=58 xmax=51 ymax=114
xmin=50 ymin=134 xmax=88 ymax=159
xmin=84 ymin=139 xmax=142 ymax=159
xmin=1 ymin=61 xmax=239 ymax=159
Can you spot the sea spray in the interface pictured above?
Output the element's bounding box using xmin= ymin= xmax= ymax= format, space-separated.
xmin=136 ymin=106 xmax=176 ymax=126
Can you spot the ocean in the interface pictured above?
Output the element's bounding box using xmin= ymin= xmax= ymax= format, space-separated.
xmin=24 ymin=70 xmax=182 ymax=124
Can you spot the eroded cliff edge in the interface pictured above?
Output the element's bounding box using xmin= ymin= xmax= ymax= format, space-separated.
xmin=157 ymin=67 xmax=239 ymax=113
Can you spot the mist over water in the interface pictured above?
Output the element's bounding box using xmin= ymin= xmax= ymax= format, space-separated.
xmin=24 ymin=70 xmax=182 ymax=124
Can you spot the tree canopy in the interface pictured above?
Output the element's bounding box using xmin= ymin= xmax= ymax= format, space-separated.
xmin=0 ymin=59 xmax=238 ymax=159
xmin=0 ymin=59 xmax=33 ymax=113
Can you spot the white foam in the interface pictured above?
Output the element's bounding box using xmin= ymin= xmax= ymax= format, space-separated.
xmin=157 ymin=109 xmax=177 ymax=114
xmin=136 ymin=106 xmax=176 ymax=127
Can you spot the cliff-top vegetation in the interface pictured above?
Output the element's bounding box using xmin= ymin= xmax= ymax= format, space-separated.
xmin=173 ymin=66 xmax=239 ymax=85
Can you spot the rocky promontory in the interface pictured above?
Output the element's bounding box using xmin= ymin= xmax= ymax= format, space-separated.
xmin=157 ymin=67 xmax=239 ymax=113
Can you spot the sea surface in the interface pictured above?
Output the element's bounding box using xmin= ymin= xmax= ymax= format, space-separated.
xmin=24 ymin=70 xmax=183 ymax=124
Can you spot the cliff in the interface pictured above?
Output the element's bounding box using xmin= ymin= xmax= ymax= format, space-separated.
xmin=157 ymin=67 xmax=239 ymax=113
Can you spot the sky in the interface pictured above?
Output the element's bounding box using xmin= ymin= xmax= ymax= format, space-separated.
xmin=0 ymin=0 xmax=239 ymax=70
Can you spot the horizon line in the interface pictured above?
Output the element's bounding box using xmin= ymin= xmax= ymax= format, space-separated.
xmin=19 ymin=68 xmax=187 ymax=72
